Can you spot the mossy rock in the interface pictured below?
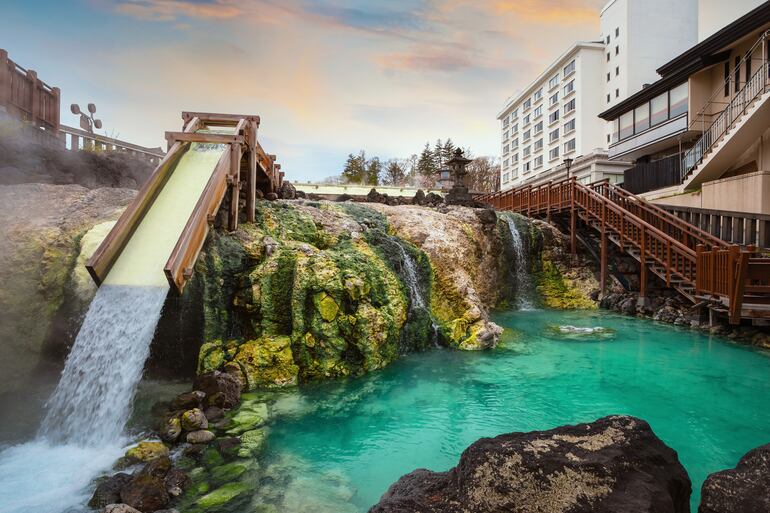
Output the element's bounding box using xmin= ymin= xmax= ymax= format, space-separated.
xmin=195 ymin=481 xmax=251 ymax=510
xmin=226 ymin=401 xmax=269 ymax=435
xmin=124 ymin=441 xmax=169 ymax=463
xmin=210 ymin=461 xmax=252 ymax=487
xmin=202 ymin=446 xmax=225 ymax=468
xmin=238 ymin=428 xmax=268 ymax=458
xmin=537 ymin=258 xmax=597 ymax=310
xmin=233 ymin=335 xmax=299 ymax=388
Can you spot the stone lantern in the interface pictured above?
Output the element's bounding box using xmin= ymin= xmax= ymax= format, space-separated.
xmin=444 ymin=148 xmax=474 ymax=205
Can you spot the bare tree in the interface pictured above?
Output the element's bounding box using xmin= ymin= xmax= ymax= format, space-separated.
xmin=465 ymin=156 xmax=501 ymax=193
xmin=383 ymin=159 xmax=407 ymax=185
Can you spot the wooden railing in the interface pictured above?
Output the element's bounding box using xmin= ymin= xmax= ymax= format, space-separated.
xmin=0 ymin=49 xmax=60 ymax=132
xmin=481 ymin=179 xmax=770 ymax=324
xmin=60 ymin=124 xmax=165 ymax=165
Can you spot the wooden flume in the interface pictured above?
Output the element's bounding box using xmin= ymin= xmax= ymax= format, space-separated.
xmin=87 ymin=112 xmax=283 ymax=295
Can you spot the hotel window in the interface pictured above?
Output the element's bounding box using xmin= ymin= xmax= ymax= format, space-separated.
xmin=549 ymin=147 xmax=560 ymax=161
xmin=503 ymin=144 xmax=510 ymax=155
xmin=523 ymin=161 xmax=531 ymax=174
xmin=563 ymin=119 xmax=575 ymax=134
xmin=512 ymin=167 xmax=519 ymax=178
xmin=523 ymin=145 xmax=531 ymax=157
xmin=534 ymin=121 xmax=543 ymax=134
xmin=606 ymin=35 xmax=610 ymax=44
xmin=615 ymin=27 xmax=619 ymax=37
xmin=549 ymin=109 xmax=559 ymax=124
xmin=607 ymin=93 xmax=611 ymax=103
xmin=523 ymin=98 xmax=531 ymax=110
xmin=503 ymin=130 xmax=509 ymax=140
xmin=606 ymin=52 xmax=611 ymax=62
xmin=563 ymin=60 xmax=575 ymax=76
xmin=563 ymin=99 xmax=575 ymax=114
xmin=523 ymin=129 xmax=531 ymax=142
xmin=511 ymin=123 xmax=518 ymax=133
xmin=611 ymin=118 xmax=619 ymax=143
xmin=534 ymin=138 xmax=543 ymax=151
xmin=563 ymin=80 xmax=575 ymax=96
xmin=615 ymin=88 xmax=619 ymax=98
xmin=503 ymin=158 xmax=509 ymax=167
xmin=523 ymin=114 xmax=531 ymax=125
xmin=606 ymin=72 xmax=610 ymax=82
xmin=615 ymin=66 xmax=619 ymax=76
xmin=563 ymin=138 xmax=576 ymax=153
xmin=512 ymin=108 xmax=518 ymax=119
xmin=549 ymin=92 xmax=558 ymax=106
xmin=503 ymin=116 xmax=509 ymax=128
xmin=533 ymin=105 xmax=543 ymax=118
xmin=634 ymin=103 xmax=649 ymax=133
xmin=669 ymin=82 xmax=688 ymax=117
xmin=511 ymin=138 xmax=518 ymax=149
xmin=549 ymin=128 xmax=559 ymax=142
xmin=548 ymin=75 xmax=559 ymax=89
xmin=615 ymin=45 xmax=619 ymax=55
xmin=503 ymin=172 xmax=510 ymax=182
xmin=512 ymin=153 xmax=519 ymax=163
xmin=534 ymin=155 xmax=543 ymax=168
xmin=650 ymin=92 xmax=668 ymax=126
xmin=533 ymin=88 xmax=543 ymax=102
xmin=619 ymin=110 xmax=633 ymax=139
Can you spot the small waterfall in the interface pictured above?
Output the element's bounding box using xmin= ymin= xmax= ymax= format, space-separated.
xmin=39 ymin=285 xmax=168 ymax=446
xmin=504 ymin=216 xmax=536 ymax=310
xmin=396 ymin=242 xmax=441 ymax=347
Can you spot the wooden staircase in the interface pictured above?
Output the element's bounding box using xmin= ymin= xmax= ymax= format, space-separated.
xmin=480 ymin=178 xmax=770 ymax=324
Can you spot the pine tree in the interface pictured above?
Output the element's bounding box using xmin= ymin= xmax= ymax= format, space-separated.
xmin=384 ymin=159 xmax=406 ymax=185
xmin=433 ymin=139 xmax=444 ymax=169
xmin=342 ymin=151 xmax=367 ymax=183
xmin=366 ymin=156 xmax=381 ymax=185
xmin=417 ymin=143 xmax=436 ymax=177
xmin=442 ymin=139 xmax=455 ymax=164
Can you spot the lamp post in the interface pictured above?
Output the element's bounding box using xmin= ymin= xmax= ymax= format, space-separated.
xmin=563 ymin=157 xmax=574 ymax=180
xmin=70 ymin=103 xmax=102 ymax=133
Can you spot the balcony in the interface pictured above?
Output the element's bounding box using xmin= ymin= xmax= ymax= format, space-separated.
xmin=622 ymin=154 xmax=681 ymax=194
xmin=608 ymin=113 xmax=689 ymax=160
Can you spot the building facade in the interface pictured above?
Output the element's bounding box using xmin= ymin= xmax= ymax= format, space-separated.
xmin=498 ymin=0 xmax=698 ymax=191
xmin=498 ymin=42 xmax=607 ymax=190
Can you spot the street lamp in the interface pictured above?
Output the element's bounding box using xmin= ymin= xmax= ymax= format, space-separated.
xmin=563 ymin=157 xmax=574 ymax=180
xmin=70 ymin=103 xmax=102 ymax=133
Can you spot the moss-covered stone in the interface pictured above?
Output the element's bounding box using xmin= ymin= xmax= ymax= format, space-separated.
xmin=238 ymin=428 xmax=268 ymax=458
xmin=233 ymin=336 xmax=299 ymax=388
xmin=124 ymin=441 xmax=169 ymax=463
xmin=210 ymin=461 xmax=252 ymax=487
xmin=537 ymin=258 xmax=597 ymax=310
xmin=195 ymin=482 xmax=251 ymax=510
xmin=226 ymin=401 xmax=269 ymax=435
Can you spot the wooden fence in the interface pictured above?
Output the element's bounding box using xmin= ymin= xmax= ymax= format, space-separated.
xmin=0 ymin=49 xmax=60 ymax=132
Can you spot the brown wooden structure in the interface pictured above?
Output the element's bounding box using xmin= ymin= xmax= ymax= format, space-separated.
xmin=0 ymin=49 xmax=60 ymax=132
xmin=87 ymin=112 xmax=282 ymax=294
xmin=480 ymin=179 xmax=770 ymax=324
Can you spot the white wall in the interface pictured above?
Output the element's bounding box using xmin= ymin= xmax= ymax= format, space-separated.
xmin=699 ymin=0 xmax=765 ymax=41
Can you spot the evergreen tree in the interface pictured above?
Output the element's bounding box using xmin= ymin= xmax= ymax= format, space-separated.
xmin=442 ymin=138 xmax=455 ymax=164
xmin=433 ymin=139 xmax=444 ymax=168
xmin=366 ymin=156 xmax=381 ymax=185
xmin=342 ymin=151 xmax=367 ymax=183
xmin=417 ymin=142 xmax=436 ymax=177
xmin=384 ymin=159 xmax=406 ymax=185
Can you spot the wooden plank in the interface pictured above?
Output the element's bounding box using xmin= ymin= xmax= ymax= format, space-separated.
xmin=165 ymin=131 xmax=245 ymax=145
xmin=730 ymin=252 xmax=749 ymax=325
xmin=182 ymin=111 xmax=260 ymax=125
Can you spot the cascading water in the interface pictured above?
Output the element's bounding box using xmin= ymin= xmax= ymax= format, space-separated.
xmin=504 ymin=215 xmax=536 ymax=310
xmin=39 ymin=285 xmax=168 ymax=446
xmin=395 ymin=242 xmax=441 ymax=347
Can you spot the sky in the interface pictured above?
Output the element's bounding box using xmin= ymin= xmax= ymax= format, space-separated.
xmin=1 ymin=0 xmax=763 ymax=181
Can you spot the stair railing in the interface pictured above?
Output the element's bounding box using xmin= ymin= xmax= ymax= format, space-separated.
xmin=681 ymin=31 xmax=770 ymax=181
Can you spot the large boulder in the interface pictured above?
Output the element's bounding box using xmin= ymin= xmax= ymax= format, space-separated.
xmin=88 ymin=473 xmax=132 ymax=508
xmin=120 ymin=473 xmax=170 ymax=512
xmin=0 ymin=183 xmax=134 ymax=394
xmin=699 ymin=443 xmax=770 ymax=513
xmin=193 ymin=371 xmax=241 ymax=409
xmin=370 ymin=415 xmax=691 ymax=513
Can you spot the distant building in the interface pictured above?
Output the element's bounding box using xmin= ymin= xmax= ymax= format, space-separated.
xmin=498 ymin=0 xmax=698 ymax=190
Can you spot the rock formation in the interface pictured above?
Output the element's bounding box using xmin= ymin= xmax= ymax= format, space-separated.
xmin=699 ymin=443 xmax=770 ymax=513
xmin=370 ymin=415 xmax=691 ymax=513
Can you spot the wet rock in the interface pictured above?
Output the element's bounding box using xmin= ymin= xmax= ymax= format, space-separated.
xmin=180 ymin=408 xmax=208 ymax=431
xmin=120 ymin=473 xmax=170 ymax=512
xmin=103 ymin=505 xmax=142 ymax=513
xmin=203 ymin=406 xmax=225 ymax=423
xmin=196 ymin=482 xmax=251 ymax=510
xmin=89 ymin=473 xmax=132 ymax=508
xmin=170 ymin=390 xmax=205 ymax=411
xmin=193 ymin=371 xmax=241 ymax=409
xmin=215 ymin=437 xmax=242 ymax=459
xmin=186 ymin=429 xmax=216 ymax=444
xmin=164 ymin=468 xmax=191 ymax=498
xmin=699 ymin=443 xmax=770 ymax=513
xmin=124 ymin=441 xmax=169 ymax=463
xmin=370 ymin=415 xmax=690 ymax=513
xmin=211 ymin=461 xmax=252 ymax=486
xmin=239 ymin=428 xmax=268 ymax=457
xmin=226 ymin=401 xmax=269 ymax=435
xmin=160 ymin=417 xmax=182 ymax=443
xmin=141 ymin=456 xmax=172 ymax=478
xmin=473 ymin=208 xmax=497 ymax=226
xmin=233 ymin=335 xmax=299 ymax=388
xmin=266 ymin=192 xmax=279 ymax=201
xmin=278 ymin=181 xmax=297 ymax=200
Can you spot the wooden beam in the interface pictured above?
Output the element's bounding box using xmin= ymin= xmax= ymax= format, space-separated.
xmin=730 ymin=252 xmax=749 ymax=325
xmin=182 ymin=111 xmax=260 ymax=125
xmin=247 ymin=119 xmax=258 ymax=223
xmin=165 ymin=131 xmax=245 ymax=145
xmin=228 ymin=143 xmax=242 ymax=231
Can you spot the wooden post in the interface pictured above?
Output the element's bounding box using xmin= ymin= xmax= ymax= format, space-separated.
xmin=546 ymin=181 xmax=552 ymax=223
xmin=246 ymin=120 xmax=258 ymax=223
xmin=640 ymin=226 xmax=647 ymax=298
xmin=228 ymin=143 xmax=241 ymax=231
xmin=0 ymin=49 xmax=9 ymax=109
xmin=695 ymin=244 xmax=705 ymax=294
xmin=600 ymin=206 xmax=607 ymax=294
xmin=729 ymin=251 xmax=749 ymax=325
xmin=570 ymin=179 xmax=576 ymax=255
xmin=27 ymin=69 xmax=39 ymax=126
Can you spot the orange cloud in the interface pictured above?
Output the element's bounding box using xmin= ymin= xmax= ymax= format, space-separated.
xmin=113 ymin=0 xmax=243 ymax=22
xmin=493 ymin=0 xmax=601 ymax=24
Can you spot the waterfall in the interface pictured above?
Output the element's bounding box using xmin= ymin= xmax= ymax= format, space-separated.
xmin=39 ymin=285 xmax=168 ymax=446
xmin=504 ymin=216 xmax=536 ymax=310
xmin=396 ymin=242 xmax=441 ymax=347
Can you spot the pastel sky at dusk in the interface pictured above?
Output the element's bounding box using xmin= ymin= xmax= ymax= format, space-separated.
xmin=1 ymin=0 xmax=762 ymax=181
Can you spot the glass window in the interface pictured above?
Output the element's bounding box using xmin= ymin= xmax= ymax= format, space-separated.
xmin=503 ymin=144 xmax=510 ymax=154
xmin=549 ymin=109 xmax=560 ymax=123
xmin=563 ymin=80 xmax=575 ymax=95
xmin=512 ymin=108 xmax=518 ymax=119
xmin=650 ymin=92 xmax=668 ymax=126
xmin=511 ymin=138 xmax=518 ymax=149
xmin=512 ymin=153 xmax=519 ymax=163
xmin=669 ymin=83 xmax=688 ymax=117
xmin=549 ymin=92 xmax=558 ymax=106
xmin=564 ymin=138 xmax=576 ymax=153
xmin=563 ymin=60 xmax=575 ymax=76
xmin=502 ymin=172 xmax=510 ymax=182
xmin=534 ymin=155 xmax=543 ymax=168
xmin=523 ymin=145 xmax=531 ymax=157
xmin=533 ymin=88 xmax=543 ymax=101
xmin=612 ymin=118 xmax=619 ymax=143
xmin=549 ymin=147 xmax=560 ymax=160
xmin=523 ymin=114 xmax=531 ymax=125
xmin=523 ymin=130 xmax=531 ymax=142
xmin=523 ymin=161 xmax=531 ymax=173
xmin=534 ymin=121 xmax=543 ymax=134
xmin=511 ymin=123 xmax=518 ymax=133
xmin=564 ymin=99 xmax=576 ymax=114
xmin=564 ymin=119 xmax=575 ymax=133
xmin=533 ymin=105 xmax=542 ymax=118
xmin=634 ymin=103 xmax=650 ymax=133
xmin=523 ymin=99 xmax=531 ymax=110
xmin=548 ymin=75 xmax=559 ymax=89
xmin=549 ymin=128 xmax=559 ymax=142
xmin=534 ymin=139 xmax=543 ymax=151
xmin=619 ymin=111 xmax=634 ymax=139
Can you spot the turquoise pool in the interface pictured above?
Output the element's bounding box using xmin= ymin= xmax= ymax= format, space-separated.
xmin=254 ymin=310 xmax=770 ymax=512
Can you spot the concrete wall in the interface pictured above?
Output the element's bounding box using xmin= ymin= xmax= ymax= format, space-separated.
xmin=650 ymin=171 xmax=770 ymax=214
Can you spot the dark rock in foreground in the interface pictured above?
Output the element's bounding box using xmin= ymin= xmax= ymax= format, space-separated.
xmin=370 ymin=415 xmax=691 ymax=513
xmin=699 ymin=443 xmax=770 ymax=513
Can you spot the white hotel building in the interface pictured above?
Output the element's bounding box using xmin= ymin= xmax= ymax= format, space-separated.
xmin=498 ymin=0 xmax=698 ymax=191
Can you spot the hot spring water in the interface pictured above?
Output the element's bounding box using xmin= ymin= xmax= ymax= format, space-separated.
xmin=395 ymin=242 xmax=441 ymax=346
xmin=504 ymin=215 xmax=535 ymax=309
